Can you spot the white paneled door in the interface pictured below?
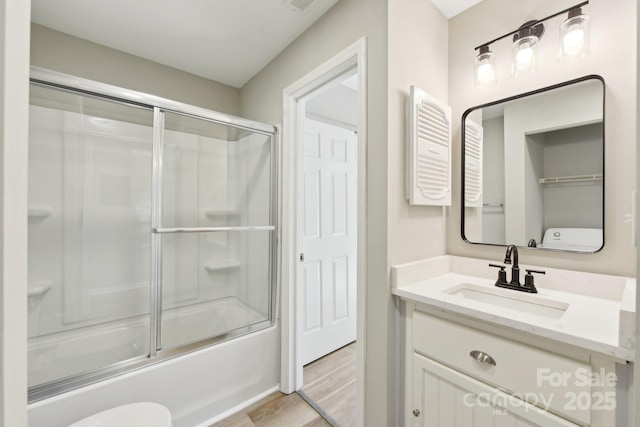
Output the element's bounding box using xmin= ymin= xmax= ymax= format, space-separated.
xmin=300 ymin=118 xmax=357 ymax=366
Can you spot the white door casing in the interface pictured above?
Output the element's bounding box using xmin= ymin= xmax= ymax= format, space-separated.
xmin=299 ymin=118 xmax=357 ymax=366
xmin=280 ymin=40 xmax=366 ymax=425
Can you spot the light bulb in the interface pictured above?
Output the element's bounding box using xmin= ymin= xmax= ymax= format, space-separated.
xmin=474 ymin=46 xmax=496 ymax=88
xmin=477 ymin=62 xmax=494 ymax=84
xmin=511 ymin=35 xmax=538 ymax=77
xmin=559 ymin=10 xmax=590 ymax=61
xmin=516 ymin=44 xmax=533 ymax=66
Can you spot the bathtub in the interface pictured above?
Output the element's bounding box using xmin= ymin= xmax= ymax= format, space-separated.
xmin=28 ymin=297 xmax=279 ymax=427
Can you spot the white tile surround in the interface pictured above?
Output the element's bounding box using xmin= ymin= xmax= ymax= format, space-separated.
xmin=392 ymin=255 xmax=635 ymax=361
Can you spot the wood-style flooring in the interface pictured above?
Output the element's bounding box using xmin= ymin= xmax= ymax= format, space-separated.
xmin=211 ymin=342 xmax=356 ymax=427
xmin=211 ymin=391 xmax=331 ymax=427
xmin=302 ymin=342 xmax=356 ymax=427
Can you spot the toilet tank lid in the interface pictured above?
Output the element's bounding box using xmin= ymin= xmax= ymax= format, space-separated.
xmin=540 ymin=228 xmax=602 ymax=249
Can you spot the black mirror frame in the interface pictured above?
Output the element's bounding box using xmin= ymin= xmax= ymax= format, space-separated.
xmin=460 ymin=74 xmax=606 ymax=253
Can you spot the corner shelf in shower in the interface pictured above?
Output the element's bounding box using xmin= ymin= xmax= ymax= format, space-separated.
xmin=28 ymin=206 xmax=53 ymax=222
xmin=28 ymin=281 xmax=53 ymax=307
xmin=204 ymin=260 xmax=241 ymax=273
xmin=28 ymin=280 xmax=53 ymax=296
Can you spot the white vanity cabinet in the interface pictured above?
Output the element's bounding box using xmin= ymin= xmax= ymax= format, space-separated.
xmin=405 ymin=304 xmax=620 ymax=427
xmin=411 ymin=354 xmax=580 ymax=427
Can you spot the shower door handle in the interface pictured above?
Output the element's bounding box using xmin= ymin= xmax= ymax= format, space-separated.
xmin=154 ymin=226 xmax=275 ymax=233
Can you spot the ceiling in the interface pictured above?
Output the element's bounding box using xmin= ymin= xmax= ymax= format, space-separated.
xmin=31 ymin=0 xmax=484 ymax=89
xmin=31 ymin=0 xmax=340 ymax=89
xmin=430 ymin=0 xmax=484 ymax=19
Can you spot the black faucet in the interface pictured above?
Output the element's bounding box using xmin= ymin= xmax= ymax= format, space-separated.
xmin=488 ymin=244 xmax=542 ymax=293
xmin=504 ymin=244 xmax=520 ymax=286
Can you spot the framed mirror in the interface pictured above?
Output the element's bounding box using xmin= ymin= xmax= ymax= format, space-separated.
xmin=461 ymin=75 xmax=605 ymax=253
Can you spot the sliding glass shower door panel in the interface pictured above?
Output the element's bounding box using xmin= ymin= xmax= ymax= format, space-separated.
xmin=161 ymin=112 xmax=272 ymax=228
xmin=159 ymin=231 xmax=272 ymax=349
xmin=28 ymin=85 xmax=153 ymax=387
xmin=158 ymin=111 xmax=274 ymax=350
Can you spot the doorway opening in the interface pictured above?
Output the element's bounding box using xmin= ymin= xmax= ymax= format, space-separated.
xmin=299 ymin=68 xmax=358 ymax=366
xmin=280 ymin=38 xmax=366 ymax=427
xmin=297 ymin=68 xmax=359 ymax=426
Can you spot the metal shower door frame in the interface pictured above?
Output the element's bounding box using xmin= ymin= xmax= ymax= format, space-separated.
xmin=28 ymin=67 xmax=279 ymax=403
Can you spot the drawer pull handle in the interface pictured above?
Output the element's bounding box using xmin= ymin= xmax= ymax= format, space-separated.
xmin=470 ymin=350 xmax=496 ymax=366
xmin=413 ymin=409 xmax=420 ymax=417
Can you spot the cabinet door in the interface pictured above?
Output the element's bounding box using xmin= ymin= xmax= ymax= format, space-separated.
xmin=411 ymin=353 xmax=580 ymax=427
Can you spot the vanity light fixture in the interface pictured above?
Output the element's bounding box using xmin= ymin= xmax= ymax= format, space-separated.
xmin=473 ymin=1 xmax=590 ymax=87
xmin=511 ymin=21 xmax=544 ymax=78
xmin=559 ymin=6 xmax=591 ymax=61
xmin=474 ymin=45 xmax=497 ymax=88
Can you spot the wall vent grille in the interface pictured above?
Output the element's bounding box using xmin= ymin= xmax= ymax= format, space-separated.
xmin=406 ymin=86 xmax=452 ymax=206
xmin=283 ymin=0 xmax=315 ymax=13
xmin=464 ymin=119 xmax=483 ymax=207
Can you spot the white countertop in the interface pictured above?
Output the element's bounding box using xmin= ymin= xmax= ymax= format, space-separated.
xmin=392 ymin=256 xmax=635 ymax=362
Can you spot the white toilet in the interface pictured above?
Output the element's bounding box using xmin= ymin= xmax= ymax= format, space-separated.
xmin=68 ymin=402 xmax=173 ymax=427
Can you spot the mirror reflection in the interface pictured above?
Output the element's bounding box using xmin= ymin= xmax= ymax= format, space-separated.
xmin=462 ymin=76 xmax=604 ymax=253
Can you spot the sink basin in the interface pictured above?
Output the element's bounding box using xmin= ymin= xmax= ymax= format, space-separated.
xmin=445 ymin=283 xmax=569 ymax=319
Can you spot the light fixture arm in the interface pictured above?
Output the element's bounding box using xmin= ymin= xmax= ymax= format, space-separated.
xmin=474 ymin=1 xmax=588 ymax=51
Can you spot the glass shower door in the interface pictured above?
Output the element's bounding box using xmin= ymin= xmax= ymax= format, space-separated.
xmin=157 ymin=111 xmax=275 ymax=350
xmin=28 ymin=84 xmax=154 ymax=388
xmin=28 ymin=70 xmax=278 ymax=403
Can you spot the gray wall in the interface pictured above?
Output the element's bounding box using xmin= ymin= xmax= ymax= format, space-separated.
xmin=240 ymin=0 xmax=394 ymax=423
xmin=482 ymin=116 xmax=505 ymax=244
xmin=448 ymin=0 xmax=637 ymax=276
xmin=542 ymin=124 xmax=603 ymax=230
xmin=240 ymin=0 xmax=449 ymax=424
xmin=0 ymin=0 xmax=30 ymax=424
xmin=30 ymin=24 xmax=241 ymax=115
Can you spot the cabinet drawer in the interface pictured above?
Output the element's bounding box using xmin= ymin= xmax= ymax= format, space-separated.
xmin=412 ymin=353 xmax=581 ymax=427
xmin=413 ymin=311 xmax=592 ymax=425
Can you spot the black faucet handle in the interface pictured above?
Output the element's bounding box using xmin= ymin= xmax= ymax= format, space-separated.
xmin=524 ymin=269 xmax=545 ymax=292
xmin=489 ymin=264 xmax=508 ymax=286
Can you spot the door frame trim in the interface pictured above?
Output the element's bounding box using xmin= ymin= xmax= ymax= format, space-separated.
xmin=280 ymin=37 xmax=367 ymax=424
